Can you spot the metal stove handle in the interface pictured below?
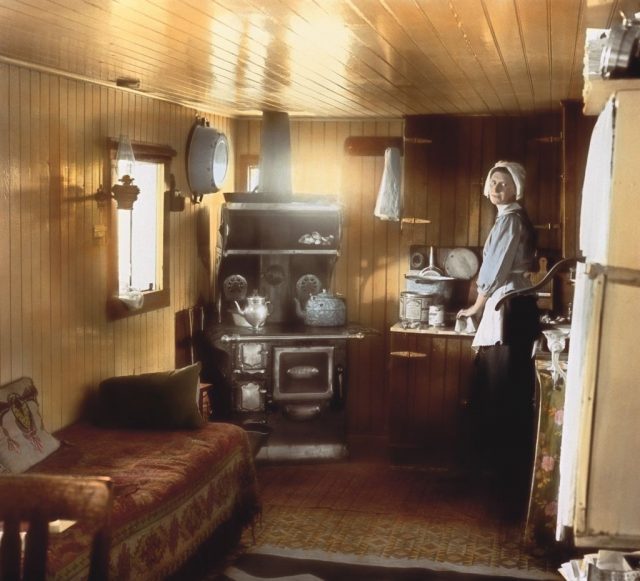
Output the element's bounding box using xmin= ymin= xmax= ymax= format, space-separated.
xmin=220 ymin=331 xmax=366 ymax=343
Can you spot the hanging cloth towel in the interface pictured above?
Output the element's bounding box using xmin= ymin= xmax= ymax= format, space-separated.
xmin=374 ymin=147 xmax=402 ymax=221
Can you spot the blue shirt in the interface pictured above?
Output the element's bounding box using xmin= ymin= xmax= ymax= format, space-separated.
xmin=476 ymin=202 xmax=536 ymax=297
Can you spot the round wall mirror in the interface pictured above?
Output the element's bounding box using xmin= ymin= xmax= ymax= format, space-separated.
xmin=186 ymin=119 xmax=230 ymax=202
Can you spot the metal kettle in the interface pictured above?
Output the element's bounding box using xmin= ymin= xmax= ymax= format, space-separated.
xmin=234 ymin=291 xmax=270 ymax=329
xmin=294 ymin=289 xmax=346 ymax=327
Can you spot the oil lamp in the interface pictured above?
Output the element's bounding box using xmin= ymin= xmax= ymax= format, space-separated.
xmin=94 ymin=135 xmax=140 ymax=209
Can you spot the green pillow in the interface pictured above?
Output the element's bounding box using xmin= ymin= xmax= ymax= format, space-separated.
xmin=97 ymin=363 xmax=205 ymax=430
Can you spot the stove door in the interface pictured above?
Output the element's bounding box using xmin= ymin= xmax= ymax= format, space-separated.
xmin=232 ymin=378 xmax=266 ymax=412
xmin=235 ymin=342 xmax=269 ymax=371
xmin=273 ymin=346 xmax=334 ymax=402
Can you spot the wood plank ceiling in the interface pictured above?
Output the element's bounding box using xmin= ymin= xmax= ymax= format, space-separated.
xmin=0 ymin=0 xmax=636 ymax=118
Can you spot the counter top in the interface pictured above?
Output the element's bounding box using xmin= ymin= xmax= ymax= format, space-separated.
xmin=390 ymin=322 xmax=475 ymax=338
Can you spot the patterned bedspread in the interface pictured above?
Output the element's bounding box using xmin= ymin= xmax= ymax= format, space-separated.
xmin=28 ymin=421 xmax=260 ymax=580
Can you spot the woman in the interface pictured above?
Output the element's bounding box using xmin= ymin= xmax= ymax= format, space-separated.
xmin=457 ymin=160 xmax=540 ymax=517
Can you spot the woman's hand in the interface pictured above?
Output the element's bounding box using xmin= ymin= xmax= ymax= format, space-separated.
xmin=456 ymin=291 xmax=488 ymax=319
xmin=457 ymin=306 xmax=479 ymax=318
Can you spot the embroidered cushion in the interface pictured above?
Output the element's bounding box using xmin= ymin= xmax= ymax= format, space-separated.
xmin=96 ymin=363 xmax=205 ymax=430
xmin=0 ymin=377 xmax=61 ymax=473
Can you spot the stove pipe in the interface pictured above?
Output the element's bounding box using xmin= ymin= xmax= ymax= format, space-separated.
xmin=258 ymin=110 xmax=293 ymax=200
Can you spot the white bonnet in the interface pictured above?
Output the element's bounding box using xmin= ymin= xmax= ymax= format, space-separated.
xmin=483 ymin=160 xmax=526 ymax=200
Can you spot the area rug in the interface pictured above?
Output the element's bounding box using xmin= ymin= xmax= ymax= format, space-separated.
xmin=232 ymin=461 xmax=567 ymax=580
xmin=219 ymin=546 xmax=560 ymax=580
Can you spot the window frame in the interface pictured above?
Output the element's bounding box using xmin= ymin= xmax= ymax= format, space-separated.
xmin=106 ymin=139 xmax=176 ymax=320
xmin=237 ymin=154 xmax=260 ymax=191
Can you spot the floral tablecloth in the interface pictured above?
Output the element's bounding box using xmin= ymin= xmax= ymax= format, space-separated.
xmin=524 ymin=359 xmax=567 ymax=548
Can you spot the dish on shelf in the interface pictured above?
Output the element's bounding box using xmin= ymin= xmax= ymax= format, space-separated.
xmin=295 ymin=274 xmax=322 ymax=301
xmin=443 ymin=248 xmax=479 ymax=280
xmin=298 ymin=231 xmax=335 ymax=246
xmin=223 ymin=274 xmax=248 ymax=300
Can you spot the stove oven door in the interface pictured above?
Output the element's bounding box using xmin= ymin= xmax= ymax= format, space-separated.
xmin=273 ymin=346 xmax=334 ymax=404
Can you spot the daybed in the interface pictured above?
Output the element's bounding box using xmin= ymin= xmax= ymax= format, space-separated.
xmin=0 ymin=368 xmax=260 ymax=580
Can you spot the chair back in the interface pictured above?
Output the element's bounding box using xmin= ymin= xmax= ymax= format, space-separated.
xmin=0 ymin=474 xmax=113 ymax=581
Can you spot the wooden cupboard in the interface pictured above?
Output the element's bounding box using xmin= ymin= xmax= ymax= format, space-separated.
xmin=388 ymin=326 xmax=475 ymax=466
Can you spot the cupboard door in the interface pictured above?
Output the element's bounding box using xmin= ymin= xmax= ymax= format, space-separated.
xmin=388 ymin=332 xmax=474 ymax=466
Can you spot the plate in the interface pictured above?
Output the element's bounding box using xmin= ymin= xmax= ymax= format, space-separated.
xmin=223 ymin=274 xmax=248 ymax=300
xmin=296 ymin=274 xmax=322 ymax=301
xmin=443 ymin=248 xmax=479 ymax=280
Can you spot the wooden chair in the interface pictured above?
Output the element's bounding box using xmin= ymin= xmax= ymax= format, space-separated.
xmin=0 ymin=474 xmax=113 ymax=581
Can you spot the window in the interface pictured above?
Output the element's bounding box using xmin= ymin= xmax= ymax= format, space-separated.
xmin=248 ymin=164 xmax=260 ymax=192
xmin=238 ymin=154 xmax=260 ymax=192
xmin=117 ymin=161 xmax=164 ymax=294
xmin=106 ymin=139 xmax=175 ymax=319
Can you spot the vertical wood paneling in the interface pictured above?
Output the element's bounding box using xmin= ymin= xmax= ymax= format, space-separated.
xmin=467 ymin=118 xmax=483 ymax=247
xmin=236 ymin=111 xmax=559 ymax=435
xmin=0 ymin=62 xmax=234 ymax=431
xmin=235 ymin=111 xmax=566 ymax=438
xmin=9 ymin=66 xmax=22 ymax=380
xmin=332 ymin=120 xmax=352 ymax=295
xmin=344 ymin=120 xmax=365 ymax=433
xmin=1 ymin=58 xmax=573 ymax=437
xmin=0 ymin=66 xmax=9 ymax=389
xmin=406 ymin=114 xmax=564 ymax=250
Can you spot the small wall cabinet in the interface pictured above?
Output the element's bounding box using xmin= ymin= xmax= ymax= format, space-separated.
xmin=388 ymin=328 xmax=475 ymax=466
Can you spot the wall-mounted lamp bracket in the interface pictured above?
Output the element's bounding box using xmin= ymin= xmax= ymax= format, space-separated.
xmin=94 ymin=184 xmax=112 ymax=206
xmin=111 ymin=175 xmax=140 ymax=210
xmin=94 ymin=176 xmax=140 ymax=209
xmin=166 ymin=173 xmax=185 ymax=211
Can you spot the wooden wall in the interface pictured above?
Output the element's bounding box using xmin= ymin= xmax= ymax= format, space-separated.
xmin=235 ymin=113 xmax=571 ymax=438
xmin=1 ymin=59 xmax=586 ymax=439
xmin=0 ymin=62 xmax=232 ymax=430
xmin=403 ymin=114 xmax=564 ymax=252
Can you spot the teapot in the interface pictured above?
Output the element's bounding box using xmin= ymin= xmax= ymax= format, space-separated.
xmin=294 ymin=289 xmax=346 ymax=327
xmin=234 ymin=291 xmax=270 ymax=329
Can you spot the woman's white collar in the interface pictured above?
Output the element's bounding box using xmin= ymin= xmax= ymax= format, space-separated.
xmin=497 ymin=202 xmax=519 ymax=216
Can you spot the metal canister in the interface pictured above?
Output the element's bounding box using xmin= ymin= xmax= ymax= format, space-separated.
xmin=399 ymin=291 xmax=434 ymax=328
xmin=428 ymin=304 xmax=445 ymax=327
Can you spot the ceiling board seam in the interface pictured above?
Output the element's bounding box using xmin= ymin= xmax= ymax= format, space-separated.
xmin=285 ymin=0 xmax=411 ymax=115
xmin=197 ymin=0 xmax=392 ymax=115
xmin=566 ymin=0 xmax=587 ymax=105
xmin=547 ymin=0 xmax=554 ymax=109
xmin=225 ymin=0 xmax=405 ymax=116
xmin=136 ymin=0 xmax=385 ymax=116
xmin=446 ymin=0 xmax=508 ymax=114
xmin=0 ymin=0 xmax=602 ymax=117
xmin=513 ymin=0 xmax=536 ymax=110
xmin=478 ymin=0 xmax=522 ymax=113
xmin=378 ymin=0 xmax=475 ymax=113
xmin=340 ymin=0 xmax=448 ymax=114
xmin=410 ymin=0 xmax=494 ymax=114
xmin=17 ymin=0 xmax=388 ymax=117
